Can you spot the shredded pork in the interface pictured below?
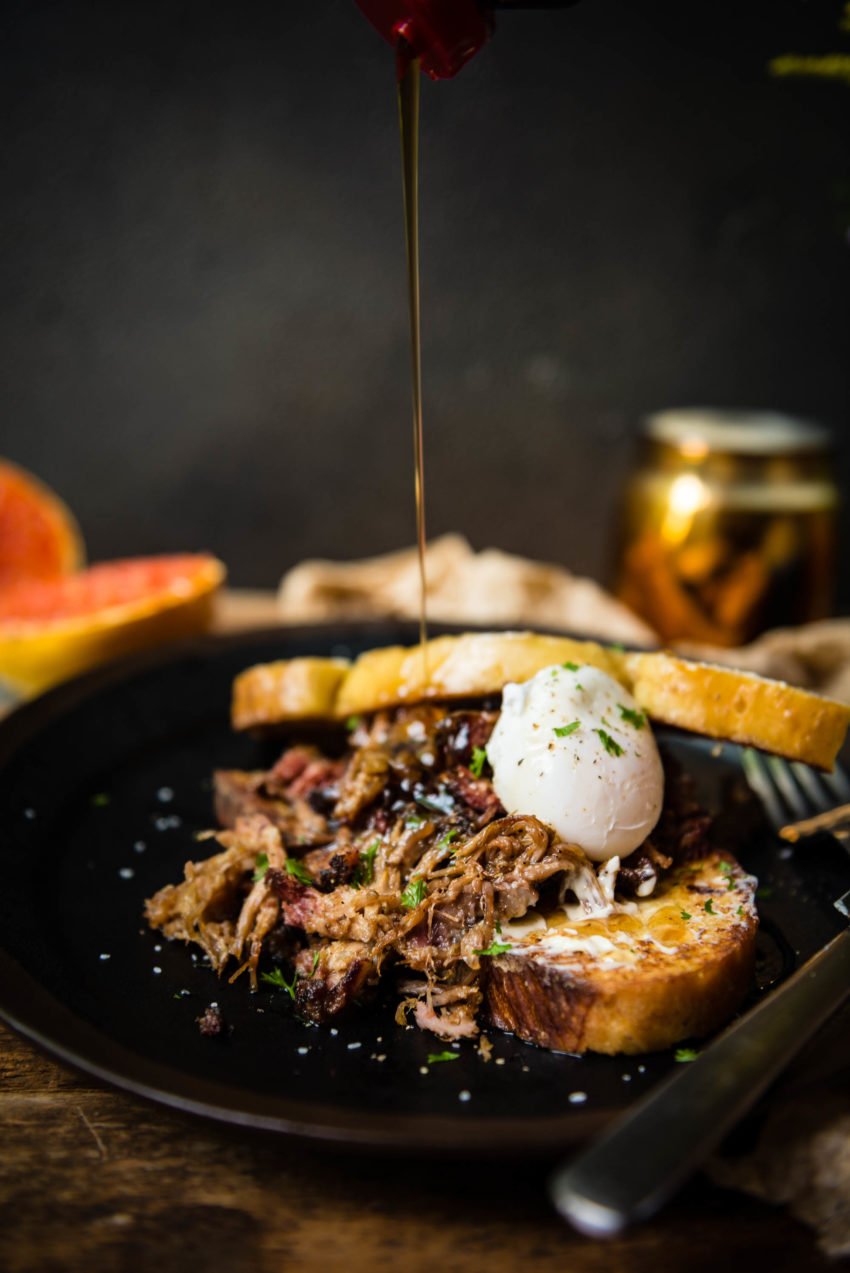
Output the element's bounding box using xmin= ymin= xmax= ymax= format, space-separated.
xmin=145 ymin=705 xmax=708 ymax=1040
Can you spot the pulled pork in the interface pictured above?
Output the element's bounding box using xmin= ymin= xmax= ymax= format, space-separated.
xmin=145 ymin=706 xmax=705 ymax=1040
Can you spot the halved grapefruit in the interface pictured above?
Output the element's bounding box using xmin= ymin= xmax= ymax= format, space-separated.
xmin=0 ymin=459 xmax=84 ymax=587
xmin=0 ymin=554 xmax=226 ymax=696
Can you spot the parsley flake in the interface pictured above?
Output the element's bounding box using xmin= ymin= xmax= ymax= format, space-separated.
xmin=596 ymin=728 xmax=624 ymax=757
xmin=405 ymin=813 xmax=426 ymax=830
xmin=261 ymin=967 xmax=298 ymax=998
xmin=311 ymin=950 xmax=321 ymax=976
xmin=674 ymin=1047 xmax=699 ymax=1063
xmin=352 ymin=841 xmax=379 ymax=888
xmin=680 ymin=909 xmax=691 ymax=921
xmin=617 ymin=703 xmax=646 ymax=729
xmin=562 ymin=660 xmax=580 ymax=672
xmin=401 ymin=876 xmax=427 ymax=909
xmin=345 ymin=715 xmax=362 ymax=732
xmin=704 ymin=898 xmax=715 ymax=915
xmin=252 ymin=852 xmax=269 ymax=883
xmin=474 ymin=941 xmax=511 ymax=957
xmin=426 ymin=1051 xmax=460 ymax=1064
xmin=736 ymin=904 xmax=744 ymax=917
xmin=718 ymin=861 xmax=737 ymax=890
xmin=469 ymin=746 xmax=488 ymax=779
xmin=608 ymin=642 xmax=626 ymax=654
xmin=554 ymin=721 xmax=580 ymax=738
xmin=285 ymin=857 xmax=313 ymax=886
xmin=436 ymin=829 xmax=459 ymax=854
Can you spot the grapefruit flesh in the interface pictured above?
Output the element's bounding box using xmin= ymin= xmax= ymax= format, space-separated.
xmin=0 ymin=459 xmax=84 ymax=588
xmin=0 ymin=553 xmax=226 ymax=696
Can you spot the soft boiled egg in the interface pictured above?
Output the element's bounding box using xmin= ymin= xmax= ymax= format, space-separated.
xmin=486 ymin=663 xmax=664 ymax=862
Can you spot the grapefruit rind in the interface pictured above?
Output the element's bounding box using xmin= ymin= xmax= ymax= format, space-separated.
xmin=0 ymin=555 xmax=226 ymax=696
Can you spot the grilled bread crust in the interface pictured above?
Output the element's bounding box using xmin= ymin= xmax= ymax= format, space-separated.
xmin=484 ymin=852 xmax=758 ymax=1055
xmin=230 ymin=631 xmax=850 ymax=770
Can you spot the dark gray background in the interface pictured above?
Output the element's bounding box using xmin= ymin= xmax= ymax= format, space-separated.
xmin=2 ymin=0 xmax=849 ymax=604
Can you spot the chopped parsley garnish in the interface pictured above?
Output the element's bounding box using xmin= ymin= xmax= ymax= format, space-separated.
xmin=674 ymin=1047 xmax=698 ymax=1063
xmin=680 ymin=909 xmax=691 ymax=921
xmin=401 ymin=876 xmax=427 ymax=909
xmin=608 ymin=642 xmax=626 ymax=654
xmin=285 ymin=857 xmax=313 ymax=886
xmin=311 ymin=950 xmax=321 ymax=976
xmin=261 ymin=967 xmax=298 ymax=998
xmin=469 ymin=746 xmax=488 ymax=779
xmin=554 ymin=721 xmax=580 ymax=738
xmin=426 ymin=1051 xmax=460 ymax=1064
xmin=345 ymin=715 xmax=361 ymax=732
xmin=405 ymin=813 xmax=426 ymax=830
xmin=91 ymin=792 xmax=110 ymax=807
xmin=562 ymin=660 xmax=580 ymax=672
xmin=352 ymin=840 xmax=379 ymax=888
xmin=474 ymin=941 xmax=512 ymax=957
xmin=252 ymin=852 xmax=269 ymax=883
xmin=736 ymin=904 xmax=744 ymax=917
xmin=704 ymin=898 xmax=715 ymax=915
xmin=617 ymin=703 xmax=646 ymax=729
xmin=718 ymin=861 xmax=736 ymax=890
xmin=436 ymin=829 xmax=459 ymax=853
xmin=596 ymin=728 xmax=624 ymax=757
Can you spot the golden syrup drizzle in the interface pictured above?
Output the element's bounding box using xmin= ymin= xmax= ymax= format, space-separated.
xmin=397 ymin=57 xmax=429 ymax=668
xmin=542 ymin=901 xmax=690 ymax=947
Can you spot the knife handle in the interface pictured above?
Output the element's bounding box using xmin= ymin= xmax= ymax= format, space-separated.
xmin=549 ymin=927 xmax=850 ymax=1238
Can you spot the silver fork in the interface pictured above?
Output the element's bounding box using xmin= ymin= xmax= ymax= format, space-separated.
xmin=740 ymin=749 xmax=850 ymax=852
xmin=550 ymin=750 xmax=850 ymax=1237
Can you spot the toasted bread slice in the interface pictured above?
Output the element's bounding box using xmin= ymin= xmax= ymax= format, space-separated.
xmin=624 ymin=651 xmax=849 ymax=772
xmin=230 ymin=631 xmax=850 ymax=769
xmin=335 ymin=631 xmax=625 ymax=717
xmin=231 ymin=657 xmax=349 ymax=731
xmin=484 ymin=851 xmax=757 ymax=1055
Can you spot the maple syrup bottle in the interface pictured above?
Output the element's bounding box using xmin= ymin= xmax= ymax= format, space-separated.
xmin=355 ymin=1 xmax=580 ymax=80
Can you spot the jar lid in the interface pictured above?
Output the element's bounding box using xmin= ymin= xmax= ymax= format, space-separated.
xmin=646 ymin=409 xmax=831 ymax=455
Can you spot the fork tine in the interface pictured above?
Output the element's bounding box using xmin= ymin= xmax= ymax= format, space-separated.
xmin=822 ymin=764 xmax=850 ymax=805
xmin=766 ymin=757 xmax=810 ymax=821
xmin=790 ymin=762 xmax=835 ymax=815
xmin=741 ymin=749 xmax=786 ymax=830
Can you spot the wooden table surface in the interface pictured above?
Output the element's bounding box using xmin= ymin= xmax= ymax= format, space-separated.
xmin=1 ymin=1020 xmax=835 ymax=1273
xmin=0 ymin=595 xmax=839 ymax=1271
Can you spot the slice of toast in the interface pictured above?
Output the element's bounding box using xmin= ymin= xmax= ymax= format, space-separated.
xmin=230 ymin=631 xmax=850 ymax=769
xmin=484 ymin=851 xmax=757 ymax=1055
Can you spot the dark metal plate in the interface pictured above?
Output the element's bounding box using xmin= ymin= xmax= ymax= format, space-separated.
xmin=0 ymin=623 xmax=847 ymax=1153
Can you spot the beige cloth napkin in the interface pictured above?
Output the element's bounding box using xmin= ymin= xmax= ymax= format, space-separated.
xmin=277 ymin=536 xmax=850 ymax=1255
xmin=278 ymin=534 xmax=656 ymax=646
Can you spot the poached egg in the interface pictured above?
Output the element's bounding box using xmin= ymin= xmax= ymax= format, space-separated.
xmin=486 ymin=663 xmax=664 ymax=862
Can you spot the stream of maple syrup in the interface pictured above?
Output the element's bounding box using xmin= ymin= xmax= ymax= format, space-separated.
xmin=397 ymin=56 xmax=429 ymax=661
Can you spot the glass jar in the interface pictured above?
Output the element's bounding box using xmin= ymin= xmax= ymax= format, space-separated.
xmin=614 ymin=410 xmax=838 ymax=646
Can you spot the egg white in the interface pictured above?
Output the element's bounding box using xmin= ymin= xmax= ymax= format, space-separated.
xmin=486 ymin=663 xmax=664 ymax=861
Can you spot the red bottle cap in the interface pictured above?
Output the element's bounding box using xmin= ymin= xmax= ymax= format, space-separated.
xmin=354 ymin=0 xmax=491 ymax=80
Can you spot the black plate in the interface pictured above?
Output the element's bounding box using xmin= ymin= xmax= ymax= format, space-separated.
xmin=1 ymin=622 xmax=848 ymax=1154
